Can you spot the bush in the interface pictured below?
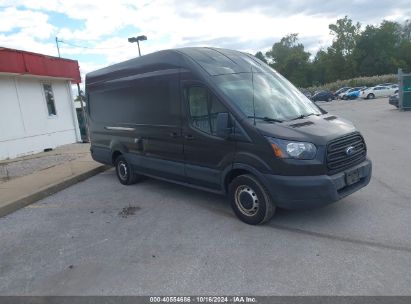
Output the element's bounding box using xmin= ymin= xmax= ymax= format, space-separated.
xmin=305 ymin=74 xmax=398 ymax=93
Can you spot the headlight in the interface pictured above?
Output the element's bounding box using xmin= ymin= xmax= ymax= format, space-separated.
xmin=266 ymin=137 xmax=317 ymax=160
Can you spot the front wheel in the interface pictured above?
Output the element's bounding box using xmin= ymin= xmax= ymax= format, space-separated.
xmin=367 ymin=93 xmax=375 ymax=99
xmin=229 ymin=174 xmax=275 ymax=225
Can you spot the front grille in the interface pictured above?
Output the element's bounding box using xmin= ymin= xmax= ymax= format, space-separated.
xmin=326 ymin=132 xmax=366 ymax=173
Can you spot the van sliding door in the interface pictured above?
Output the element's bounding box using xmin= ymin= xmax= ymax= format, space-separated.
xmin=130 ymin=71 xmax=185 ymax=181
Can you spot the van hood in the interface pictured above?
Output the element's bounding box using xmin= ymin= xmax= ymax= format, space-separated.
xmin=254 ymin=114 xmax=357 ymax=146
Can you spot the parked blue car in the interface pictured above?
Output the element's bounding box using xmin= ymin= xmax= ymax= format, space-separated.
xmin=341 ymin=87 xmax=367 ymax=100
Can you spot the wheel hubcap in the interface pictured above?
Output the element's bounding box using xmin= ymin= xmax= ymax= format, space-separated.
xmin=118 ymin=162 xmax=128 ymax=180
xmin=235 ymin=185 xmax=259 ymax=216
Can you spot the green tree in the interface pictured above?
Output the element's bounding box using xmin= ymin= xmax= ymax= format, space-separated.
xmin=399 ymin=20 xmax=411 ymax=72
xmin=74 ymin=89 xmax=85 ymax=102
xmin=326 ymin=16 xmax=361 ymax=79
xmin=353 ymin=21 xmax=403 ymax=76
xmin=254 ymin=51 xmax=268 ymax=63
xmin=254 ymin=16 xmax=411 ymax=87
xmin=265 ymin=34 xmax=311 ymax=87
xmin=329 ymin=16 xmax=361 ymax=56
xmin=400 ymin=19 xmax=411 ymax=40
xmin=311 ymin=49 xmax=333 ymax=85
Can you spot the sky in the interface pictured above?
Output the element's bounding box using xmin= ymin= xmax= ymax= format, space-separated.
xmin=1 ymin=0 xmax=410 ymax=86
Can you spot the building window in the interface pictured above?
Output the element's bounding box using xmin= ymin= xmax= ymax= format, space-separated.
xmin=43 ymin=83 xmax=57 ymax=116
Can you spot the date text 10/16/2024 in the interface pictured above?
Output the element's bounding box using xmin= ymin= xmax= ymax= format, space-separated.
xmin=149 ymin=296 xmax=257 ymax=303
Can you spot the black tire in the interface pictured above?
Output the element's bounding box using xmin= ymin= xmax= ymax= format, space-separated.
xmin=228 ymin=174 xmax=275 ymax=225
xmin=114 ymin=155 xmax=143 ymax=185
xmin=367 ymin=93 xmax=375 ymax=99
xmin=342 ymin=95 xmax=348 ymax=100
xmin=327 ymin=97 xmax=332 ymax=102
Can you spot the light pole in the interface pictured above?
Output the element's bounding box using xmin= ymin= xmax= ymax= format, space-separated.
xmin=128 ymin=35 xmax=147 ymax=56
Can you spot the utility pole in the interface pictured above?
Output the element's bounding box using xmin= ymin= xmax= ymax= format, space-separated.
xmin=55 ymin=37 xmax=61 ymax=57
xmin=76 ymin=83 xmax=90 ymax=142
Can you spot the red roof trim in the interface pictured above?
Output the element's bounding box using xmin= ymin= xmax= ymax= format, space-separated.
xmin=0 ymin=47 xmax=81 ymax=83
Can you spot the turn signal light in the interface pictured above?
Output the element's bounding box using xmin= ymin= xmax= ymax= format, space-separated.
xmin=271 ymin=143 xmax=284 ymax=158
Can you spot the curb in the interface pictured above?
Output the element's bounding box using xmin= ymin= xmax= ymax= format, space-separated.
xmin=0 ymin=165 xmax=110 ymax=218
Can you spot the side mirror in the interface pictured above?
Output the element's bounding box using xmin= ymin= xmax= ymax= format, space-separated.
xmin=216 ymin=112 xmax=231 ymax=139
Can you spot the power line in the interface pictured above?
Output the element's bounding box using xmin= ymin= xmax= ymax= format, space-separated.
xmin=58 ymin=39 xmax=128 ymax=50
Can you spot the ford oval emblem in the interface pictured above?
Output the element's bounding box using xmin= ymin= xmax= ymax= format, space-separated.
xmin=345 ymin=146 xmax=356 ymax=156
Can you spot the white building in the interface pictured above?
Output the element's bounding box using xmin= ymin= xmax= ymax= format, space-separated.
xmin=0 ymin=47 xmax=82 ymax=160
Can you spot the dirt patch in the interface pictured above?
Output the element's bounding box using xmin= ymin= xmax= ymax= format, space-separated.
xmin=119 ymin=206 xmax=141 ymax=218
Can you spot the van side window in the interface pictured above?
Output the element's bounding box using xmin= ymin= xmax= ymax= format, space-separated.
xmin=187 ymin=86 xmax=227 ymax=136
xmin=187 ymin=87 xmax=210 ymax=133
xmin=88 ymin=74 xmax=180 ymax=125
xmin=209 ymin=93 xmax=227 ymax=135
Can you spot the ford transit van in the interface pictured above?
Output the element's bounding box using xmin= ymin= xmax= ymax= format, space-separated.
xmin=86 ymin=47 xmax=372 ymax=225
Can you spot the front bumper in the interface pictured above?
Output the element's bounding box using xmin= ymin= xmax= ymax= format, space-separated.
xmin=263 ymin=159 xmax=372 ymax=210
xmin=389 ymin=98 xmax=399 ymax=107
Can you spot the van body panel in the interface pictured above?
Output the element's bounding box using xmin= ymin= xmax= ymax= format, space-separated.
xmin=126 ymin=152 xmax=185 ymax=182
xmin=90 ymin=145 xmax=111 ymax=165
xmin=86 ymin=47 xmax=372 ymax=214
xmin=183 ymin=132 xmax=235 ymax=190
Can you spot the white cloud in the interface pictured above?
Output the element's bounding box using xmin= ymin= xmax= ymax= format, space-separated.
xmin=0 ymin=7 xmax=55 ymax=39
xmin=52 ymin=2 xmax=338 ymax=65
xmin=0 ymin=32 xmax=57 ymax=55
xmin=1 ymin=0 xmax=410 ymax=78
xmin=2 ymin=1 xmax=335 ymax=52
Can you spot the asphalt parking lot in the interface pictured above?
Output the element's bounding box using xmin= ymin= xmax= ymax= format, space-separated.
xmin=0 ymin=97 xmax=410 ymax=295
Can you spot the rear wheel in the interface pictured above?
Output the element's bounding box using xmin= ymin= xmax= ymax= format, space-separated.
xmin=229 ymin=174 xmax=275 ymax=225
xmin=367 ymin=93 xmax=375 ymax=99
xmin=114 ymin=155 xmax=144 ymax=185
xmin=327 ymin=96 xmax=333 ymax=102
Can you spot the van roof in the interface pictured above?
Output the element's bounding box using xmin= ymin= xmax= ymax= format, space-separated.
xmin=86 ymin=47 xmax=268 ymax=85
xmin=175 ymin=47 xmax=267 ymax=75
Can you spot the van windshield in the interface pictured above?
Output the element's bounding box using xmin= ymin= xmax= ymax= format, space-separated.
xmin=214 ymin=72 xmax=321 ymax=122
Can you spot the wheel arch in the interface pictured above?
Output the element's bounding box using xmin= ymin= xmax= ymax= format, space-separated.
xmin=222 ymin=163 xmax=270 ymax=195
xmin=112 ymin=150 xmax=123 ymax=164
xmin=110 ymin=140 xmax=128 ymax=165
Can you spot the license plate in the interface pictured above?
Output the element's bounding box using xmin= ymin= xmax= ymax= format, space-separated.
xmin=346 ymin=168 xmax=360 ymax=185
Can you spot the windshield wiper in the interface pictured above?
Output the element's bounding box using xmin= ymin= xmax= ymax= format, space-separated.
xmin=247 ymin=116 xmax=283 ymax=123
xmin=289 ymin=113 xmax=319 ymax=121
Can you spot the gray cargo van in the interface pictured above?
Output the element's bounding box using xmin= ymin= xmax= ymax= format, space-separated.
xmin=86 ymin=47 xmax=372 ymax=225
